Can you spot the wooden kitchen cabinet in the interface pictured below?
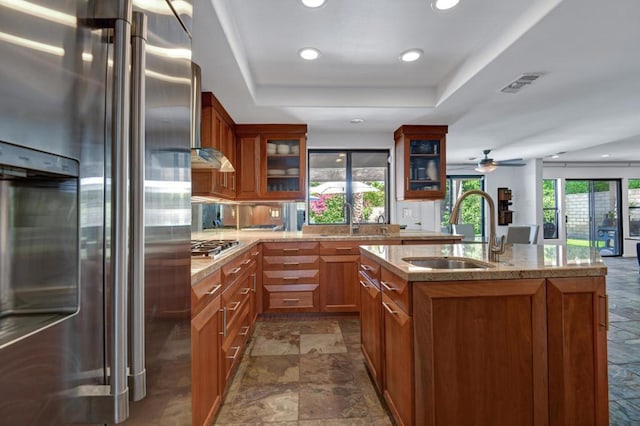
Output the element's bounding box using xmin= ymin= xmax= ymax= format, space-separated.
xmin=547 ymin=277 xmax=608 ymax=426
xmin=359 ymin=256 xmax=384 ymax=393
xmin=193 ymin=92 xmax=237 ymax=199
xmin=382 ymin=292 xmax=413 ymax=426
xmin=412 ymin=278 xmax=548 ymax=426
xmin=235 ymin=124 xmax=307 ymax=201
xmin=190 ymin=270 xmax=222 ymax=426
xmin=319 ymin=241 xmax=361 ymax=312
xmin=394 ymin=125 xmax=447 ymax=201
xmin=262 ymin=241 xmax=320 ymax=312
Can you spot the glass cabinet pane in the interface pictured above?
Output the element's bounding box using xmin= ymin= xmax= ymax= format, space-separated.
xmin=408 ymin=139 xmax=440 ymax=192
xmin=266 ymin=139 xmax=300 ymax=193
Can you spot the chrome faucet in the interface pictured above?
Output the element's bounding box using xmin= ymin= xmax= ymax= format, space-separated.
xmin=449 ymin=189 xmax=506 ymax=262
xmin=377 ymin=214 xmax=388 ymax=234
xmin=343 ymin=202 xmax=356 ymax=235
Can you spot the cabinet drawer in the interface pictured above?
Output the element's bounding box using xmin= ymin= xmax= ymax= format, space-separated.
xmin=319 ymin=241 xmax=361 ymax=255
xmin=262 ymin=242 xmax=319 ymax=256
xmin=221 ymin=251 xmax=254 ymax=284
xmin=359 ymin=256 xmax=381 ymax=288
xmin=221 ymin=298 xmax=251 ymax=385
xmin=221 ymin=275 xmax=252 ymax=328
xmin=263 ymin=269 xmax=319 ymax=285
xmin=381 ymin=267 xmax=410 ymax=314
xmin=191 ymin=269 xmax=222 ymax=318
xmin=264 ymin=284 xmax=319 ymax=312
xmin=262 ymin=255 xmax=319 ymax=270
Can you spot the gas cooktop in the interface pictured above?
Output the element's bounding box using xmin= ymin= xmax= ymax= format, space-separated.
xmin=190 ymin=240 xmax=241 ymax=258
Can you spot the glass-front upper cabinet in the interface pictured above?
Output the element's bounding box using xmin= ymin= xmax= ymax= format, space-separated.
xmin=263 ymin=131 xmax=307 ymax=200
xmin=394 ymin=125 xmax=447 ymax=200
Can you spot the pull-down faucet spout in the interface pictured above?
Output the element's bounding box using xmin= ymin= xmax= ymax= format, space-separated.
xmin=449 ymin=189 xmax=506 ymax=262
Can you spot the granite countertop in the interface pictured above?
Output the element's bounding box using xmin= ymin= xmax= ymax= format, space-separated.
xmin=190 ymin=230 xmax=461 ymax=284
xmin=360 ymin=243 xmax=607 ymax=282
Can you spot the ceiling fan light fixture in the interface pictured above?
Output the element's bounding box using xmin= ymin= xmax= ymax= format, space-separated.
xmin=432 ymin=0 xmax=460 ymax=11
xmin=298 ymin=47 xmax=321 ymax=60
xmin=301 ymin=0 xmax=326 ymax=7
xmin=475 ymin=163 xmax=497 ymax=173
xmin=400 ymin=49 xmax=423 ymax=62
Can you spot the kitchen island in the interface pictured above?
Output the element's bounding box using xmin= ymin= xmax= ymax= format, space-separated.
xmin=359 ymin=243 xmax=609 ymax=426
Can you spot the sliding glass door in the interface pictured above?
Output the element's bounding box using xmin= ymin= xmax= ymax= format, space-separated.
xmin=565 ymin=179 xmax=622 ymax=256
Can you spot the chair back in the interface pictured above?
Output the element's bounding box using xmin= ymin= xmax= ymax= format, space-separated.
xmin=451 ymin=224 xmax=475 ymax=241
xmin=506 ymin=225 xmax=539 ymax=244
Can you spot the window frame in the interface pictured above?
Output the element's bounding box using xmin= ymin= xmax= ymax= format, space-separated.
xmin=441 ymin=175 xmax=485 ymax=238
xmin=543 ymin=178 xmax=560 ymax=239
xmin=307 ymin=149 xmax=390 ymax=225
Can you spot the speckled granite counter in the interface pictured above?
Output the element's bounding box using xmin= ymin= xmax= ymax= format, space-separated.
xmin=190 ymin=230 xmax=461 ymax=284
xmin=360 ymin=242 xmax=607 ymax=281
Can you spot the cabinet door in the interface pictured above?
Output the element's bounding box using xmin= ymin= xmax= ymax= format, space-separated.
xmin=382 ymin=293 xmax=413 ymax=426
xmin=262 ymin=134 xmax=306 ymax=200
xmin=412 ymin=279 xmax=548 ymax=426
xmin=236 ymin=134 xmax=261 ymax=199
xmin=547 ymin=277 xmax=608 ymax=426
xmin=191 ymin=296 xmax=221 ymax=426
xmin=360 ymin=273 xmax=383 ymax=393
xmin=320 ymin=254 xmax=360 ymax=312
xmin=394 ymin=125 xmax=447 ymax=201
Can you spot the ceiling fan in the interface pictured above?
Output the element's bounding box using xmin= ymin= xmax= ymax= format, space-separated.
xmin=473 ymin=149 xmax=525 ymax=172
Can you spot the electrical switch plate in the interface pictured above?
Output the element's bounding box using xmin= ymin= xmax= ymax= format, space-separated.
xmin=403 ymin=208 xmax=411 ymax=218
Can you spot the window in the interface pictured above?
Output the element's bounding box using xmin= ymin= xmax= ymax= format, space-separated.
xmin=441 ymin=175 xmax=484 ymax=237
xmin=629 ymin=178 xmax=640 ymax=237
xmin=542 ymin=179 xmax=559 ymax=239
xmin=308 ymin=150 xmax=389 ymax=224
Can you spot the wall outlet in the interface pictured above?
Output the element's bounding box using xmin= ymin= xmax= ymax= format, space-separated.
xmin=403 ymin=208 xmax=411 ymax=218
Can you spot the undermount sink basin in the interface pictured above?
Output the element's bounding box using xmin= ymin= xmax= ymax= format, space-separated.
xmin=402 ymin=257 xmax=494 ymax=269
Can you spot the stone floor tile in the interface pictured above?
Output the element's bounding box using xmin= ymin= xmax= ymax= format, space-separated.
xmin=250 ymin=334 xmax=300 ymax=356
xmin=215 ymin=383 xmax=299 ymax=424
xmin=300 ymin=333 xmax=348 ymax=354
xmin=299 ymin=352 xmax=355 ymax=384
xmin=298 ymin=383 xmax=369 ymax=420
xmin=297 ymin=319 xmax=342 ymax=334
xmin=241 ymin=354 xmax=300 ymax=384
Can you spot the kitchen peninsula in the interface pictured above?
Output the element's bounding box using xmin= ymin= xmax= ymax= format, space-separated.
xmin=359 ymin=243 xmax=609 ymax=426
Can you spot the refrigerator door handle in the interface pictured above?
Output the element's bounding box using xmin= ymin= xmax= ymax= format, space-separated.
xmin=107 ymin=9 xmax=133 ymax=423
xmin=128 ymin=11 xmax=147 ymax=403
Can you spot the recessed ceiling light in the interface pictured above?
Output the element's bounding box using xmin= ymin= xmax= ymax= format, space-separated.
xmin=400 ymin=49 xmax=423 ymax=62
xmin=298 ymin=47 xmax=320 ymax=60
xmin=432 ymin=0 xmax=460 ymax=11
xmin=350 ymin=118 xmax=364 ymax=124
xmin=551 ymin=155 xmax=560 ymax=159
xmin=301 ymin=0 xmax=326 ymax=7
xmin=601 ymin=154 xmax=610 ymax=158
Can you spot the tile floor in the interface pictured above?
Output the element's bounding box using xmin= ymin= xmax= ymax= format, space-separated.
xmin=212 ymin=256 xmax=640 ymax=426
xmin=213 ymin=315 xmax=393 ymax=425
xmin=606 ymin=256 xmax=640 ymax=425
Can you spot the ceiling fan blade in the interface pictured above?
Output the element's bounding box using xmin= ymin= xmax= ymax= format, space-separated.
xmin=497 ymin=157 xmax=524 ymax=164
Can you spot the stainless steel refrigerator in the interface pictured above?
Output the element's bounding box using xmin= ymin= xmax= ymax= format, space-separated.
xmin=0 ymin=0 xmax=193 ymax=424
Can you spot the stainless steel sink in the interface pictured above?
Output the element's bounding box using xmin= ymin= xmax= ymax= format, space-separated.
xmin=402 ymin=257 xmax=494 ymax=269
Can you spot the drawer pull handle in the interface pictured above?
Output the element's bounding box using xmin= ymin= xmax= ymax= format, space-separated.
xmin=230 ymin=267 xmax=242 ymax=275
xmin=252 ymin=273 xmax=257 ymax=293
xmin=240 ymin=288 xmax=251 ymax=295
xmin=205 ymin=284 xmax=222 ymax=295
xmin=242 ymin=259 xmax=251 ymax=265
xmin=227 ymin=346 xmax=241 ymax=360
xmin=380 ymin=280 xmax=396 ymax=291
xmin=283 ymin=248 xmax=299 ymax=253
xmin=251 ymin=251 xmax=259 ymax=257
xmin=336 ymin=246 xmax=352 ymax=251
xmin=359 ymin=280 xmax=368 ymax=288
xmin=228 ymin=301 xmax=241 ymax=312
xmin=283 ymin=298 xmax=300 ymax=303
xmin=599 ymin=294 xmax=609 ymax=331
xmin=239 ymin=326 xmax=250 ymax=336
xmin=360 ymin=264 xmax=372 ymax=272
xmin=283 ymin=276 xmax=299 ymax=281
xmin=220 ymin=307 xmax=228 ymax=337
xmin=284 ymin=262 xmax=300 ymax=266
xmin=382 ymin=301 xmax=397 ymax=315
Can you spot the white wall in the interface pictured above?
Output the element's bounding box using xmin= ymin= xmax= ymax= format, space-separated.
xmin=544 ymin=164 xmax=639 ymax=257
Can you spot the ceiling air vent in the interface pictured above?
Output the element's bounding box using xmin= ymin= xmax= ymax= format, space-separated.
xmin=500 ymin=73 xmax=543 ymax=94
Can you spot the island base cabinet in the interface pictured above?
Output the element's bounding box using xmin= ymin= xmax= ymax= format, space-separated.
xmin=319 ymin=253 xmax=361 ymax=313
xmin=412 ymin=279 xmax=548 ymax=426
xmin=360 ymin=274 xmax=383 ymax=393
xmin=547 ymin=277 xmax=609 ymax=426
xmin=382 ymin=293 xmax=413 ymax=426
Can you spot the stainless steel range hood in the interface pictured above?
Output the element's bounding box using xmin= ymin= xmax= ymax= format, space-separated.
xmin=191 ymin=63 xmax=234 ymax=172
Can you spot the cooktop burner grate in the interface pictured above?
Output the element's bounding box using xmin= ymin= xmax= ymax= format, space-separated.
xmin=190 ymin=240 xmax=241 ymax=257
